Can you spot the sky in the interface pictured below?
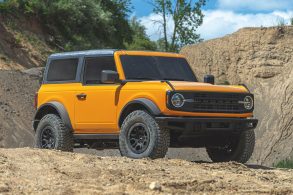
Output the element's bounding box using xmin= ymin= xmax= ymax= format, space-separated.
xmin=131 ymin=0 xmax=293 ymax=41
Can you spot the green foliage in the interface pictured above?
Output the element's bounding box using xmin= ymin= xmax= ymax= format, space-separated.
xmin=1 ymin=0 xmax=133 ymax=51
xmin=274 ymin=158 xmax=293 ymax=169
xmin=125 ymin=17 xmax=157 ymax=50
xmin=290 ymin=17 xmax=293 ymax=26
xmin=152 ymin=0 xmax=206 ymax=52
xmin=0 ymin=0 xmax=19 ymax=12
xmin=14 ymin=33 xmax=22 ymax=45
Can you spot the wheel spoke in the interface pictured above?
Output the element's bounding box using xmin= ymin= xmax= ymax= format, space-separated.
xmin=136 ymin=143 xmax=142 ymax=151
xmin=130 ymin=139 xmax=138 ymax=147
xmin=127 ymin=123 xmax=150 ymax=154
xmin=40 ymin=127 xmax=55 ymax=149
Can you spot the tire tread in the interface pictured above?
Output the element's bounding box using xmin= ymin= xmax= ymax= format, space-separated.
xmin=119 ymin=110 xmax=169 ymax=159
xmin=35 ymin=114 xmax=73 ymax=152
xmin=206 ymin=129 xmax=255 ymax=163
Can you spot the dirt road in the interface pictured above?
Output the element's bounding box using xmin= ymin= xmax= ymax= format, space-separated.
xmin=0 ymin=148 xmax=292 ymax=194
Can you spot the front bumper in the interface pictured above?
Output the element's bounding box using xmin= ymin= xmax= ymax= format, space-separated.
xmin=156 ymin=116 xmax=258 ymax=133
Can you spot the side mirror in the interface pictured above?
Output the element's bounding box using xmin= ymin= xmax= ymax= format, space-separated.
xmin=204 ymin=75 xmax=215 ymax=85
xmin=101 ymin=70 xmax=119 ymax=84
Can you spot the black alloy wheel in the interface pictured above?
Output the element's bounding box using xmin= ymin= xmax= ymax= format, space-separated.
xmin=127 ymin=123 xmax=150 ymax=154
xmin=40 ymin=126 xmax=56 ymax=149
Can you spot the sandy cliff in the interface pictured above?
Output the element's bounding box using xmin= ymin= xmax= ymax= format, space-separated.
xmin=181 ymin=27 xmax=293 ymax=166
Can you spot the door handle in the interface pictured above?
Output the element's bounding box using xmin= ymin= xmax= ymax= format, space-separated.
xmin=76 ymin=93 xmax=87 ymax=100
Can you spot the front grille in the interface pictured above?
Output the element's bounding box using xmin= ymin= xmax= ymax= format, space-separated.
xmin=167 ymin=91 xmax=253 ymax=113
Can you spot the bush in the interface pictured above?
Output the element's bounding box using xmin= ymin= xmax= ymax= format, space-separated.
xmin=0 ymin=0 xmax=19 ymax=12
xmin=2 ymin=0 xmax=133 ymax=51
xmin=125 ymin=17 xmax=157 ymax=50
xmin=274 ymin=158 xmax=293 ymax=169
xmin=1 ymin=0 xmax=158 ymax=51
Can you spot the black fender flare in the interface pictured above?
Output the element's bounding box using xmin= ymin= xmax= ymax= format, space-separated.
xmin=33 ymin=101 xmax=73 ymax=131
xmin=118 ymin=98 xmax=161 ymax=127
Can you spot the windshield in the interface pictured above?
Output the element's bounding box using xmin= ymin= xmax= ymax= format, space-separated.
xmin=120 ymin=55 xmax=197 ymax=82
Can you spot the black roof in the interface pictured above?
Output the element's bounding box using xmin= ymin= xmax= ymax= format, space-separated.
xmin=49 ymin=49 xmax=116 ymax=59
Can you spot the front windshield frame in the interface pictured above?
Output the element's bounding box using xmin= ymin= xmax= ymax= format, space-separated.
xmin=119 ymin=55 xmax=198 ymax=82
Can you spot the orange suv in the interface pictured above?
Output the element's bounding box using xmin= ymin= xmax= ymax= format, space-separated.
xmin=33 ymin=50 xmax=258 ymax=163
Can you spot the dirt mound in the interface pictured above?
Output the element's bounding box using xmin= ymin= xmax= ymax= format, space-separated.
xmin=181 ymin=26 xmax=293 ymax=166
xmin=0 ymin=148 xmax=292 ymax=194
xmin=0 ymin=14 xmax=52 ymax=70
xmin=0 ymin=70 xmax=38 ymax=147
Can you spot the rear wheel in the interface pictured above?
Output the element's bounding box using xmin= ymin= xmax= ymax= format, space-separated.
xmin=206 ymin=129 xmax=255 ymax=163
xmin=119 ymin=110 xmax=170 ymax=159
xmin=35 ymin=114 xmax=73 ymax=151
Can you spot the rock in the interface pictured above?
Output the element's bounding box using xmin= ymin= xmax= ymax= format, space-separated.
xmin=0 ymin=183 xmax=9 ymax=193
xmin=149 ymin=182 xmax=161 ymax=191
xmin=21 ymin=67 xmax=44 ymax=78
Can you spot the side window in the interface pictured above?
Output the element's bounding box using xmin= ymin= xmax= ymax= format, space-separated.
xmin=83 ymin=56 xmax=116 ymax=84
xmin=47 ymin=58 xmax=79 ymax=82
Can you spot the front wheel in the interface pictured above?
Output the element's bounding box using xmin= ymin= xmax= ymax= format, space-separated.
xmin=35 ymin=114 xmax=74 ymax=151
xmin=206 ymin=129 xmax=255 ymax=163
xmin=119 ymin=110 xmax=170 ymax=159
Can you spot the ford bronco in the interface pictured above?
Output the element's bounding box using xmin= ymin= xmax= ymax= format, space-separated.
xmin=33 ymin=50 xmax=258 ymax=163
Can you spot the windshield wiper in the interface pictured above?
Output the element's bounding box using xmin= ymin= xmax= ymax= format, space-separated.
xmin=129 ymin=77 xmax=155 ymax=80
xmin=120 ymin=77 xmax=155 ymax=85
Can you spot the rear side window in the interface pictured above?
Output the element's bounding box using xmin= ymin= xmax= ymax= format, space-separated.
xmin=83 ymin=56 xmax=116 ymax=84
xmin=47 ymin=58 xmax=79 ymax=82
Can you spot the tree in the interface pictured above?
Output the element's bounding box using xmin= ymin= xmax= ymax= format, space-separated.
xmin=4 ymin=0 xmax=133 ymax=50
xmin=151 ymin=0 xmax=205 ymax=52
xmin=126 ymin=17 xmax=157 ymax=50
xmin=100 ymin=0 xmax=133 ymax=48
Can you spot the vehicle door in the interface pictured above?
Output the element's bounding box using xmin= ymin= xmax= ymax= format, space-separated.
xmin=74 ymin=55 xmax=120 ymax=133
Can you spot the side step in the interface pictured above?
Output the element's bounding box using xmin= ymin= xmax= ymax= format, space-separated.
xmin=73 ymin=134 xmax=119 ymax=140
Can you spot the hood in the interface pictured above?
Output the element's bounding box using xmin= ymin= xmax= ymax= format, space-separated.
xmin=169 ymin=81 xmax=248 ymax=93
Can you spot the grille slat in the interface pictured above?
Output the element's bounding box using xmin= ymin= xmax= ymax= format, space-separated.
xmin=168 ymin=91 xmax=253 ymax=113
xmin=192 ymin=92 xmax=243 ymax=113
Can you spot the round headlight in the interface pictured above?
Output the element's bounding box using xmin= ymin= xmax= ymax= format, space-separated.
xmin=243 ymin=96 xmax=253 ymax=110
xmin=171 ymin=93 xmax=185 ymax=108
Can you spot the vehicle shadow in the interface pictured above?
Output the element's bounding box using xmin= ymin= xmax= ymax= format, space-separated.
xmin=190 ymin=160 xmax=274 ymax=170
xmin=246 ymin=164 xmax=274 ymax=170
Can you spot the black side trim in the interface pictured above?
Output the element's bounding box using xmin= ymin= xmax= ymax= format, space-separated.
xmin=120 ymin=80 xmax=175 ymax=90
xmin=33 ymin=102 xmax=73 ymax=130
xmin=118 ymin=98 xmax=161 ymax=127
xmin=120 ymin=98 xmax=161 ymax=116
xmin=161 ymin=80 xmax=175 ymax=90
xmin=74 ymin=134 xmax=119 ymax=140
xmin=137 ymin=98 xmax=161 ymax=115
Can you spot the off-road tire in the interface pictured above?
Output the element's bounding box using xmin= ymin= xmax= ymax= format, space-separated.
xmin=35 ymin=114 xmax=74 ymax=151
xmin=206 ymin=129 xmax=255 ymax=163
xmin=119 ymin=110 xmax=170 ymax=159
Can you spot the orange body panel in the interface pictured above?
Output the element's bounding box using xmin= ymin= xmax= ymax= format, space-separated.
xmin=37 ymin=50 xmax=253 ymax=134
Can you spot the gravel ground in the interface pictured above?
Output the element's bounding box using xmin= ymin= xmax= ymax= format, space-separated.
xmin=0 ymin=148 xmax=292 ymax=195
